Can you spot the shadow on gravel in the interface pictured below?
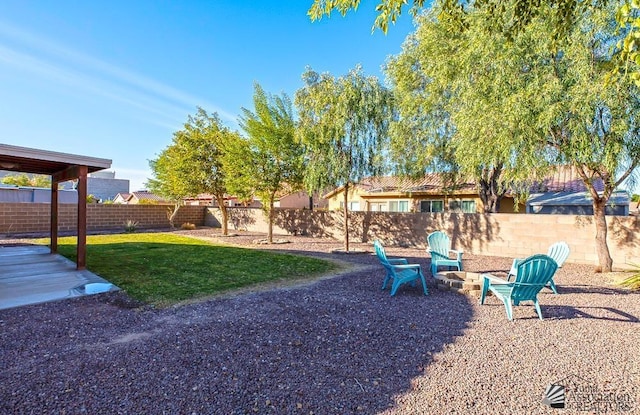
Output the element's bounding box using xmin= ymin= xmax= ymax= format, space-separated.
xmin=547 ymin=305 xmax=639 ymax=322
xmin=0 ymin=266 xmax=475 ymax=414
xmin=557 ymin=284 xmax=638 ymax=296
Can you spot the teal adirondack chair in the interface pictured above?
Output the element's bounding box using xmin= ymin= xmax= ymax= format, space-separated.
xmin=427 ymin=231 xmax=463 ymax=276
xmin=374 ymin=240 xmax=428 ymax=296
xmin=480 ymin=254 xmax=559 ymax=320
xmin=508 ymin=242 xmax=569 ymax=294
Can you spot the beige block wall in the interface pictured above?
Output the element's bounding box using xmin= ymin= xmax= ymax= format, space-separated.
xmin=209 ymin=207 xmax=639 ymax=269
xmin=0 ymin=203 xmax=206 ymax=234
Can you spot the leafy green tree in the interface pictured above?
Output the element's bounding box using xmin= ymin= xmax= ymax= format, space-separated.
xmin=147 ymin=145 xmax=184 ymax=228
xmin=542 ymin=3 xmax=640 ymax=272
xmin=225 ymin=84 xmax=305 ymax=243
xmin=1 ymin=173 xmax=52 ymax=188
xmin=388 ymin=1 xmax=640 ymax=271
xmin=387 ymin=4 xmax=547 ymax=213
xmin=295 ymin=66 xmax=394 ymax=252
xmin=148 ymin=108 xmax=239 ymax=233
xmin=308 ymin=0 xmax=593 ymax=40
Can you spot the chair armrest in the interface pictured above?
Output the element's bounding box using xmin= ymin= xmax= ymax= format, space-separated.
xmin=449 ymin=249 xmax=463 ymax=261
xmin=393 ymin=264 xmax=421 ymax=270
xmin=388 ymin=258 xmax=409 ymax=265
xmin=482 ymin=273 xmax=511 ymax=285
xmin=429 ymin=251 xmax=449 ymax=260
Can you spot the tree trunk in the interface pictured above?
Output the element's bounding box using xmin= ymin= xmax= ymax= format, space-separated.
xmin=343 ymin=183 xmax=350 ymax=252
xmin=593 ymin=199 xmax=613 ymax=272
xmin=167 ymin=204 xmax=180 ymax=229
xmin=216 ymin=195 xmax=228 ymax=235
xmin=268 ymin=198 xmax=274 ymax=244
xmin=477 ymin=165 xmax=504 ymax=213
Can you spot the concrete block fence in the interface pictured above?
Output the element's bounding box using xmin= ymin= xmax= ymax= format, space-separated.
xmin=207 ymin=207 xmax=640 ymax=269
xmin=0 ymin=203 xmax=205 ymax=234
xmin=0 ymin=203 xmax=637 ymax=268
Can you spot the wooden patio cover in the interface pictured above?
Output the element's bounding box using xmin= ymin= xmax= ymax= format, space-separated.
xmin=0 ymin=144 xmax=111 ymax=269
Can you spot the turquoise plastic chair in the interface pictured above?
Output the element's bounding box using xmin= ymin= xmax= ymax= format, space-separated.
xmin=427 ymin=231 xmax=463 ymax=276
xmin=374 ymin=240 xmax=428 ymax=296
xmin=480 ymin=254 xmax=559 ymax=320
xmin=508 ymin=242 xmax=569 ymax=294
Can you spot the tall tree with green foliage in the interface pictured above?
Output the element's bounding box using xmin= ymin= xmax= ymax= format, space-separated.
xmin=225 ymin=84 xmax=305 ymax=243
xmin=388 ymin=1 xmax=640 ymax=271
xmin=147 ymin=107 xmax=239 ymax=233
xmin=542 ymin=2 xmax=640 ymax=272
xmin=295 ymin=66 xmax=394 ymax=252
xmin=308 ymin=0 xmax=595 ymax=40
xmin=1 ymin=173 xmax=52 ymax=188
xmin=387 ymin=4 xmax=555 ymax=212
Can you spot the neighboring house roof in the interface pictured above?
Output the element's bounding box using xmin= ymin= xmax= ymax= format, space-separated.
xmin=527 ymin=190 xmax=629 ymax=207
xmin=183 ymin=193 xmax=214 ymax=201
xmin=324 ymin=174 xmax=476 ymax=199
xmin=324 ymin=166 xmax=613 ymax=200
xmin=130 ymin=191 xmax=170 ymax=203
xmin=114 ymin=192 xmax=131 ymax=200
xmin=530 ymin=166 xmax=604 ymax=192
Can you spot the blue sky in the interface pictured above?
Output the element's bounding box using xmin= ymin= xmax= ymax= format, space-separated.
xmin=0 ymin=1 xmax=415 ymax=191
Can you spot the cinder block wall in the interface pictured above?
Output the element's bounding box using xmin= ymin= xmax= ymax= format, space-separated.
xmin=0 ymin=203 xmax=206 ymax=234
xmin=207 ymin=207 xmax=640 ymax=268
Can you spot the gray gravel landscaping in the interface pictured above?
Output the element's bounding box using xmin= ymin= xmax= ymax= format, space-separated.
xmin=1 ymin=228 xmax=639 ymax=414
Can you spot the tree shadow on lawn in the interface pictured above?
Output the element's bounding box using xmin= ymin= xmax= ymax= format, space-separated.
xmin=0 ymin=267 xmax=475 ymax=414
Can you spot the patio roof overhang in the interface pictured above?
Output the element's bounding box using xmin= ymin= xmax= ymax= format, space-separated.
xmin=0 ymin=144 xmax=112 ymax=270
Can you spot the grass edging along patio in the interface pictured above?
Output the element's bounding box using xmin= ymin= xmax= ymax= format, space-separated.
xmin=40 ymin=233 xmax=338 ymax=307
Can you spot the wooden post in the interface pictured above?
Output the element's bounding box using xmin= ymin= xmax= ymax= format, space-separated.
xmin=50 ymin=177 xmax=58 ymax=254
xmin=76 ymin=166 xmax=88 ymax=270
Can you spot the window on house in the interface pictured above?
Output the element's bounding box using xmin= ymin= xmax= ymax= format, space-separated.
xmin=388 ymin=200 xmax=409 ymax=212
xmin=449 ymin=199 xmax=476 ymax=213
xmin=369 ymin=202 xmax=386 ymax=212
xmin=461 ymin=200 xmax=476 ymax=213
xmin=420 ymin=200 xmax=444 ymax=213
xmin=340 ymin=201 xmax=360 ymax=211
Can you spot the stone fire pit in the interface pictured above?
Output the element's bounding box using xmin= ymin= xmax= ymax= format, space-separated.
xmin=433 ymin=271 xmax=486 ymax=298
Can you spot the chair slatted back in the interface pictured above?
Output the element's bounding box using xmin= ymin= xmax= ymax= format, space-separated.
xmin=512 ymin=254 xmax=558 ymax=303
xmin=427 ymin=231 xmax=450 ymax=259
xmin=547 ymin=242 xmax=570 ymax=268
xmin=374 ymin=240 xmax=390 ymax=264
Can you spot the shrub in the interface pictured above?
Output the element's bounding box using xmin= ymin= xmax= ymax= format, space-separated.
xmin=181 ymin=222 xmax=196 ymax=230
xmin=124 ymin=219 xmax=139 ymax=233
xmin=620 ymin=263 xmax=640 ymax=291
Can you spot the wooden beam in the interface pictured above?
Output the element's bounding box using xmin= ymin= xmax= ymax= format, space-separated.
xmin=50 ymin=179 xmax=58 ymax=254
xmin=76 ymin=165 xmax=88 ymax=270
xmin=52 ymin=165 xmax=83 ymax=183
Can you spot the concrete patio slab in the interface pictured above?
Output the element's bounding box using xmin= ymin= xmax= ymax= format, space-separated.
xmin=0 ymin=244 xmax=118 ymax=310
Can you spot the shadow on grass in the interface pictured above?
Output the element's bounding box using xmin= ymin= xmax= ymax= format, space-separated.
xmin=56 ymin=240 xmax=339 ymax=306
xmin=0 ymin=256 xmax=475 ymax=414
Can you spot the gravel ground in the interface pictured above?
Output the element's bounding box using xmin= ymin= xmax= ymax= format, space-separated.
xmin=1 ymin=228 xmax=639 ymax=414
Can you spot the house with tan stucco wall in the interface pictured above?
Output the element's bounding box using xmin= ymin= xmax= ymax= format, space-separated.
xmin=323 ymin=167 xmax=630 ymax=215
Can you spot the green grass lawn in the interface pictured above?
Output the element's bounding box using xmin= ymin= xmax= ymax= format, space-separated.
xmin=51 ymin=233 xmax=338 ymax=307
